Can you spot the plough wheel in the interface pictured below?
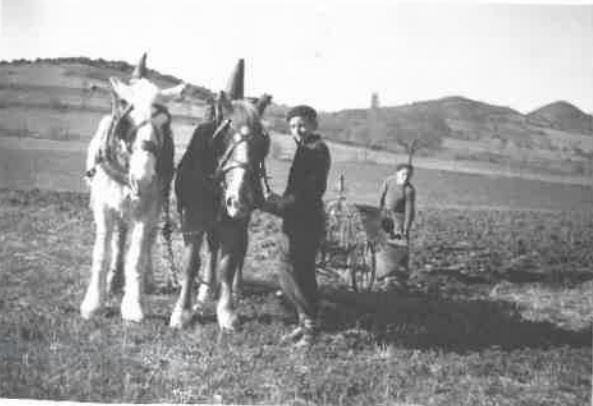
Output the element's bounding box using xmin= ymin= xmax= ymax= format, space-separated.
xmin=349 ymin=241 xmax=376 ymax=292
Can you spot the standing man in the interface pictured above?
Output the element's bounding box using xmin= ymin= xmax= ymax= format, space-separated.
xmin=377 ymin=163 xmax=416 ymax=288
xmin=262 ymin=105 xmax=331 ymax=347
xmin=379 ymin=163 xmax=416 ymax=242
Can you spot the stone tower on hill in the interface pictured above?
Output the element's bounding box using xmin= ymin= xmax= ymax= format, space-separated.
xmin=367 ymin=92 xmax=381 ymax=144
xmin=371 ymin=92 xmax=380 ymax=109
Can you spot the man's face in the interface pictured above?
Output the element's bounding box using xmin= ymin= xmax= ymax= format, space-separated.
xmin=289 ymin=116 xmax=317 ymax=141
xmin=395 ymin=168 xmax=411 ymax=184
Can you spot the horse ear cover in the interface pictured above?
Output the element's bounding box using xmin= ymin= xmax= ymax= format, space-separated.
xmin=131 ymin=52 xmax=148 ymax=79
xmin=226 ymin=58 xmax=245 ymax=100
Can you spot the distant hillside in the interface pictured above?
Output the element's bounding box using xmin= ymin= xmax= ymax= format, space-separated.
xmin=317 ymin=96 xmax=528 ymax=153
xmin=320 ymin=102 xmax=451 ymax=153
xmin=0 ymin=57 xmax=217 ymax=144
xmin=527 ymin=101 xmax=593 ymax=135
xmin=0 ymin=57 xmax=290 ymax=142
xmin=1 ymin=58 xmax=592 ymax=178
xmin=317 ymin=96 xmax=593 ymax=154
xmin=0 ymin=56 xmax=214 ymax=102
xmin=394 ymin=96 xmax=522 ymax=123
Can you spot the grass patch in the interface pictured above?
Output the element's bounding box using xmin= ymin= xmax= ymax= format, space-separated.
xmin=0 ymin=189 xmax=591 ymax=405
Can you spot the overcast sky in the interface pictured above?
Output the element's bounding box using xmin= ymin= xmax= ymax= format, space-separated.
xmin=1 ymin=0 xmax=592 ymax=113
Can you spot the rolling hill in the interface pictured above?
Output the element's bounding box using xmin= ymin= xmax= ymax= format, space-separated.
xmin=319 ymin=96 xmax=592 ymax=149
xmin=0 ymin=57 xmax=592 ymax=179
xmin=527 ymin=101 xmax=593 ymax=135
xmin=0 ymin=57 xmax=292 ymax=145
xmin=316 ymin=95 xmax=593 ymax=177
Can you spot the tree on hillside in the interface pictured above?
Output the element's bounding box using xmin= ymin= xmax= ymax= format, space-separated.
xmin=382 ymin=110 xmax=449 ymax=153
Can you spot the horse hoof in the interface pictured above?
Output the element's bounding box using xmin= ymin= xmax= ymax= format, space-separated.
xmin=219 ymin=321 xmax=239 ymax=333
xmin=80 ymin=303 xmax=100 ymax=320
xmin=196 ymin=284 xmax=213 ymax=304
xmin=192 ymin=301 xmax=210 ymax=316
xmin=121 ymin=298 xmax=144 ymax=322
xmin=217 ymin=308 xmax=239 ymax=332
xmin=220 ymin=325 xmax=237 ymax=334
xmin=169 ymin=308 xmax=192 ymax=329
xmin=80 ymin=294 xmax=102 ymax=320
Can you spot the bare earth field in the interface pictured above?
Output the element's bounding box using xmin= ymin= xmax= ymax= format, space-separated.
xmin=1 ymin=146 xmax=592 ymax=404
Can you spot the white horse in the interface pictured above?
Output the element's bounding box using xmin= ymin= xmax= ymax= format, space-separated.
xmin=80 ymin=54 xmax=185 ymax=322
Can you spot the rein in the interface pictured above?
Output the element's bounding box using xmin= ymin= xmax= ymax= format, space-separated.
xmin=215 ymin=134 xmax=251 ymax=177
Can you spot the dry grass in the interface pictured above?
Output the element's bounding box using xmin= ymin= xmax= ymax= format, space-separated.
xmin=0 ymin=189 xmax=591 ymax=405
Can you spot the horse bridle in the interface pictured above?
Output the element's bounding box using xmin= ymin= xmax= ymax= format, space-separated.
xmin=86 ymin=102 xmax=172 ymax=186
xmin=211 ymin=118 xmax=271 ymax=198
xmin=112 ymin=103 xmax=171 ymax=157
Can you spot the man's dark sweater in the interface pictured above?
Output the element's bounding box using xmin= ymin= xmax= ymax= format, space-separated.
xmin=274 ymin=134 xmax=331 ymax=235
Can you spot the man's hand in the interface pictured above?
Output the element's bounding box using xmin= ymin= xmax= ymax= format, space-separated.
xmin=265 ymin=192 xmax=282 ymax=205
xmin=263 ymin=187 xmax=275 ymax=200
xmin=261 ymin=192 xmax=283 ymax=215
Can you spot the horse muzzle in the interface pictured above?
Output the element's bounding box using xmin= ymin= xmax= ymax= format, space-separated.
xmin=225 ymin=194 xmax=251 ymax=219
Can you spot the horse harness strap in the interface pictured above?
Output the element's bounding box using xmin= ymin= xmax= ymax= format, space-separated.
xmin=212 ymin=119 xmax=232 ymax=141
xmin=215 ymin=136 xmax=251 ymax=177
xmin=210 ymin=118 xmax=255 ymax=180
xmin=212 ymin=127 xmax=271 ymax=194
xmin=120 ymin=104 xmax=171 ymax=156
xmin=207 ymin=117 xmax=272 ymax=221
xmin=85 ymin=104 xmax=171 ymax=185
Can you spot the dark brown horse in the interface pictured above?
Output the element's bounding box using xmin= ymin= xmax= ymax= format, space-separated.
xmin=169 ymin=88 xmax=271 ymax=330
